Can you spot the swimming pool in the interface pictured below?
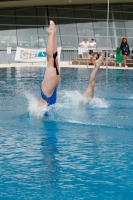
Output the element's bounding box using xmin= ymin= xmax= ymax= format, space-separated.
xmin=0 ymin=67 xmax=133 ymax=200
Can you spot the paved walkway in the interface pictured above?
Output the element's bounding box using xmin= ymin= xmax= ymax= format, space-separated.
xmin=0 ymin=61 xmax=133 ymax=70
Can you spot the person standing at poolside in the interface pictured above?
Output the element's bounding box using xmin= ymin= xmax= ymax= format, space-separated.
xmin=89 ymin=38 xmax=96 ymax=55
xmin=38 ymin=20 xmax=60 ymax=107
xmin=79 ymin=38 xmax=90 ymax=58
xmin=81 ymin=52 xmax=104 ymax=103
xmin=120 ymin=38 xmax=130 ymax=68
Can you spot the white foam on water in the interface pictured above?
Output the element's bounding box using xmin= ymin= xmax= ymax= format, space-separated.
xmin=58 ymin=90 xmax=82 ymax=104
xmin=53 ymin=90 xmax=110 ymax=124
xmin=55 ymin=90 xmax=82 ymax=113
xmin=66 ymin=119 xmax=125 ymax=130
xmin=24 ymin=90 xmax=109 ymax=121
xmin=67 ymin=119 xmax=89 ymax=125
xmin=89 ymin=97 xmax=110 ymax=108
xmin=24 ymin=92 xmax=48 ymax=118
xmin=57 ymin=90 xmax=109 ymax=109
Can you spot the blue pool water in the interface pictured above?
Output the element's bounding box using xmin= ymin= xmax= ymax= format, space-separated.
xmin=0 ymin=67 xmax=133 ymax=200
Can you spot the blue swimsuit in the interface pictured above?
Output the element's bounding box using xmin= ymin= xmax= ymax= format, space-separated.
xmin=40 ymin=51 xmax=59 ymax=109
xmin=40 ymin=87 xmax=57 ymax=107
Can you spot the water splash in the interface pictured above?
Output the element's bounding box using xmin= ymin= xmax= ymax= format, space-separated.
xmin=89 ymin=97 xmax=110 ymax=108
xmin=24 ymin=90 xmax=109 ymax=121
xmin=24 ymin=92 xmax=48 ymax=118
xmin=57 ymin=90 xmax=109 ymax=109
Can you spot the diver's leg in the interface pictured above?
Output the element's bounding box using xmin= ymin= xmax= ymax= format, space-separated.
xmin=45 ymin=21 xmax=55 ymax=65
xmin=38 ymin=21 xmax=57 ymax=106
xmin=53 ymin=24 xmax=60 ymax=86
xmin=83 ymin=53 xmax=104 ymax=98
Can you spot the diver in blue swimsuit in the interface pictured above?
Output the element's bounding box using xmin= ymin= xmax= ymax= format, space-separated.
xmin=38 ymin=20 xmax=60 ymax=107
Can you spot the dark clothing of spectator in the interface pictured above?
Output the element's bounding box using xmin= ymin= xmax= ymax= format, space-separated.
xmin=120 ymin=44 xmax=130 ymax=55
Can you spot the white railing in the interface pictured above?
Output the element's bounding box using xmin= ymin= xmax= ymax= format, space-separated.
xmin=0 ymin=46 xmax=133 ymax=66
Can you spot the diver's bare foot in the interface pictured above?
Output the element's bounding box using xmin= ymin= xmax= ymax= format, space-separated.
xmin=50 ymin=20 xmax=56 ymax=33
xmin=46 ymin=28 xmax=54 ymax=35
xmin=46 ymin=20 xmax=56 ymax=35
xmin=95 ymin=54 xmax=104 ymax=68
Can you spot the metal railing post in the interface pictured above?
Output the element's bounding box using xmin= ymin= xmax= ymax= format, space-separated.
xmin=106 ymin=0 xmax=110 ymax=68
xmin=87 ymin=49 xmax=88 ymax=68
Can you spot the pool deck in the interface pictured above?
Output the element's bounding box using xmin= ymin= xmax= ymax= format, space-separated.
xmin=0 ymin=61 xmax=133 ymax=70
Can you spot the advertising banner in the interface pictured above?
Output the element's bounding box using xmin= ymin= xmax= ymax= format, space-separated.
xmin=15 ymin=47 xmax=61 ymax=62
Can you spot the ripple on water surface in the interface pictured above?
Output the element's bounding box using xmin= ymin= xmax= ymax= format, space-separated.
xmin=0 ymin=67 xmax=133 ymax=199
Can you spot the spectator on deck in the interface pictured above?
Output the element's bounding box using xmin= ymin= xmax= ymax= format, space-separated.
xmin=89 ymin=38 xmax=96 ymax=55
xmin=120 ymin=38 xmax=130 ymax=68
xmin=79 ymin=38 xmax=90 ymax=58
